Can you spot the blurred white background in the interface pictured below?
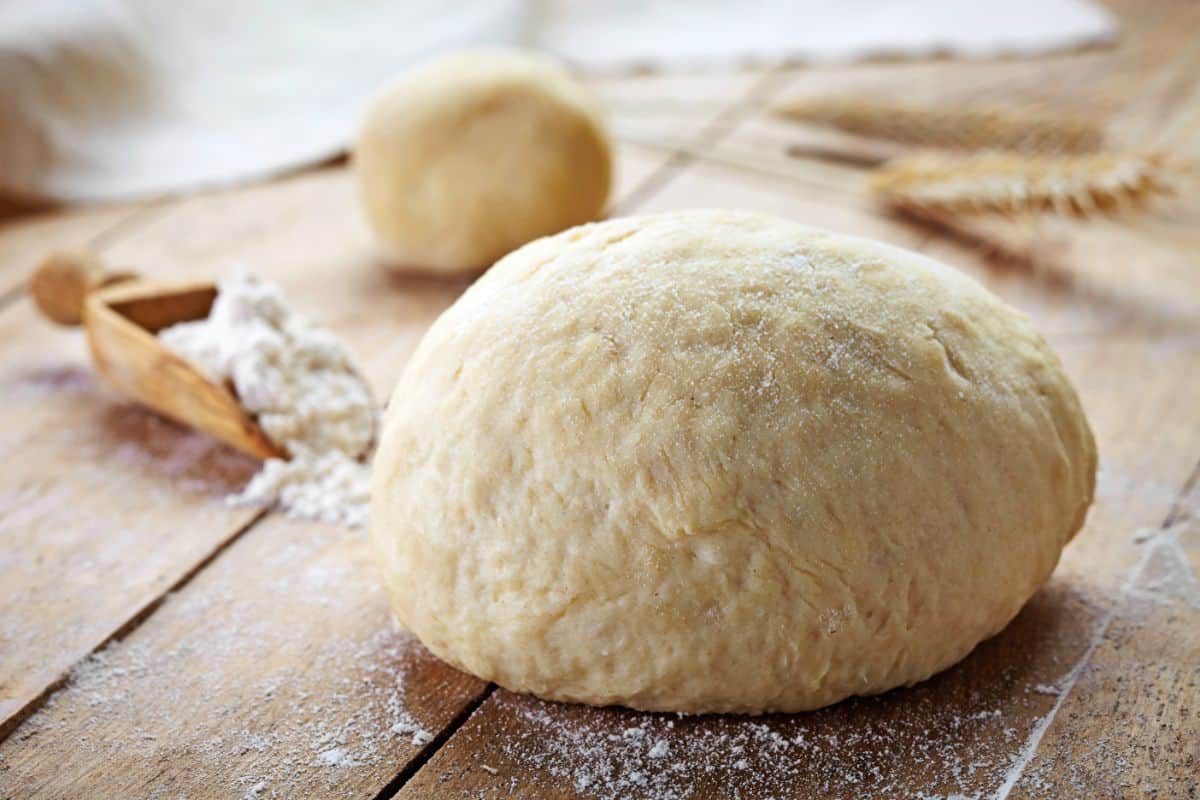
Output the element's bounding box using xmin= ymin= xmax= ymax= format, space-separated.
xmin=0 ymin=0 xmax=1114 ymax=202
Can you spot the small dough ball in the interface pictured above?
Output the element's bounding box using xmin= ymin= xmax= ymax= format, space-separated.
xmin=371 ymin=210 xmax=1096 ymax=714
xmin=354 ymin=49 xmax=612 ymax=274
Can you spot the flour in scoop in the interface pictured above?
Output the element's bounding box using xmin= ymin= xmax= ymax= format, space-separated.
xmin=160 ymin=271 xmax=375 ymax=527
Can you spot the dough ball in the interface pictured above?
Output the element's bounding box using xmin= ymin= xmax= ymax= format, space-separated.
xmin=371 ymin=210 xmax=1096 ymax=714
xmin=354 ymin=49 xmax=613 ymax=274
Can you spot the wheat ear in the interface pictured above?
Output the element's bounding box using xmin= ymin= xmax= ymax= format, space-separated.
xmin=869 ymin=151 xmax=1182 ymax=217
xmin=772 ymin=99 xmax=1104 ymax=155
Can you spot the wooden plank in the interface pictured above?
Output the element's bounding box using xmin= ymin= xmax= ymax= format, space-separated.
xmin=634 ymin=155 xmax=914 ymax=246
xmin=0 ymin=301 xmax=264 ymax=739
xmin=601 ymin=69 xmax=784 ymax=214
xmin=905 ymin=203 xmax=1200 ymax=336
xmin=1015 ymin=599 xmax=1198 ymax=799
xmin=1035 ymin=341 xmax=1200 ymax=588
xmin=1180 ymin=475 xmax=1200 ymax=580
xmin=0 ymin=515 xmax=487 ymax=799
xmin=1002 ymin=476 xmax=1200 ymax=800
xmin=0 ymin=203 xmax=149 ymax=299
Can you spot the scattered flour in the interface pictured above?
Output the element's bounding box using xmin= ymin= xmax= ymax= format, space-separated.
xmin=316 ymin=747 xmax=357 ymax=768
xmin=392 ymin=712 xmax=435 ymax=747
xmin=8 ymin=521 xmax=434 ymax=798
xmin=159 ymin=272 xmax=376 ymax=528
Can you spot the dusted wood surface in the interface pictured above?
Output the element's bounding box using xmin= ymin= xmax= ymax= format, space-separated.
xmin=0 ymin=300 xmax=264 ymax=741
xmin=1 ymin=6 xmax=1198 ymax=798
xmin=0 ymin=203 xmax=149 ymax=298
xmin=2 ymin=515 xmax=490 ymax=800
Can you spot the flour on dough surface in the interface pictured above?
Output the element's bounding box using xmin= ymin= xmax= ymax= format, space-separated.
xmin=371 ymin=209 xmax=1097 ymax=714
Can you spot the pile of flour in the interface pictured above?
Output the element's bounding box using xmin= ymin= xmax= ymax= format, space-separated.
xmin=160 ymin=271 xmax=375 ymax=527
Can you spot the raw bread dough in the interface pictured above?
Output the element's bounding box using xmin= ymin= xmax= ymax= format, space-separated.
xmin=354 ymin=49 xmax=612 ymax=274
xmin=370 ymin=210 xmax=1096 ymax=713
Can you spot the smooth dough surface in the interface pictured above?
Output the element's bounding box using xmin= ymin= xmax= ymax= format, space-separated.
xmin=371 ymin=210 xmax=1096 ymax=714
xmin=354 ymin=49 xmax=612 ymax=274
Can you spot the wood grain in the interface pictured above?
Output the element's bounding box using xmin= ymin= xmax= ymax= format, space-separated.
xmin=1004 ymin=475 xmax=1200 ymax=800
xmin=0 ymin=300 xmax=263 ymax=741
xmin=0 ymin=515 xmax=488 ymax=800
xmin=0 ymin=204 xmax=148 ymax=300
xmin=600 ymin=73 xmax=769 ymax=189
xmin=1007 ymin=596 xmax=1200 ymax=800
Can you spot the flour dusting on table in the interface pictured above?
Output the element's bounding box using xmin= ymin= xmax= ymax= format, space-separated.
xmin=160 ymin=272 xmax=375 ymax=527
xmin=491 ymin=693 xmax=1041 ymax=800
xmin=10 ymin=524 xmax=434 ymax=799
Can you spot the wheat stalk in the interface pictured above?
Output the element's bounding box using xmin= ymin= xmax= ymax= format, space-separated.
xmin=869 ymin=151 xmax=1182 ymax=217
xmin=772 ymin=99 xmax=1104 ymax=155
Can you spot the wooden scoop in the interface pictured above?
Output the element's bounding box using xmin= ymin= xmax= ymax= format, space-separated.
xmin=30 ymin=252 xmax=284 ymax=460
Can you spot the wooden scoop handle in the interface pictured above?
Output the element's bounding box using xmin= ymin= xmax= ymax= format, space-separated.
xmin=30 ymin=252 xmax=138 ymax=326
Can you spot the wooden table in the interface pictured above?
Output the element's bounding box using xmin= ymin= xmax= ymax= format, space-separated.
xmin=1 ymin=1 xmax=1197 ymax=797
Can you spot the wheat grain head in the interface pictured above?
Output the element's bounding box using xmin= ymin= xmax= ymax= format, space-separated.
xmin=772 ymin=99 xmax=1104 ymax=155
xmin=869 ymin=151 xmax=1183 ymax=217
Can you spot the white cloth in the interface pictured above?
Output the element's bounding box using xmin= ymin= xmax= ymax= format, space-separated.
xmin=543 ymin=0 xmax=1117 ymax=70
xmin=0 ymin=0 xmax=1116 ymax=203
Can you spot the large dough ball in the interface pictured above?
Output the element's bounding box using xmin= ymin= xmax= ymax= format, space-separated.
xmin=354 ymin=49 xmax=612 ymax=274
xmin=371 ymin=210 xmax=1096 ymax=714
